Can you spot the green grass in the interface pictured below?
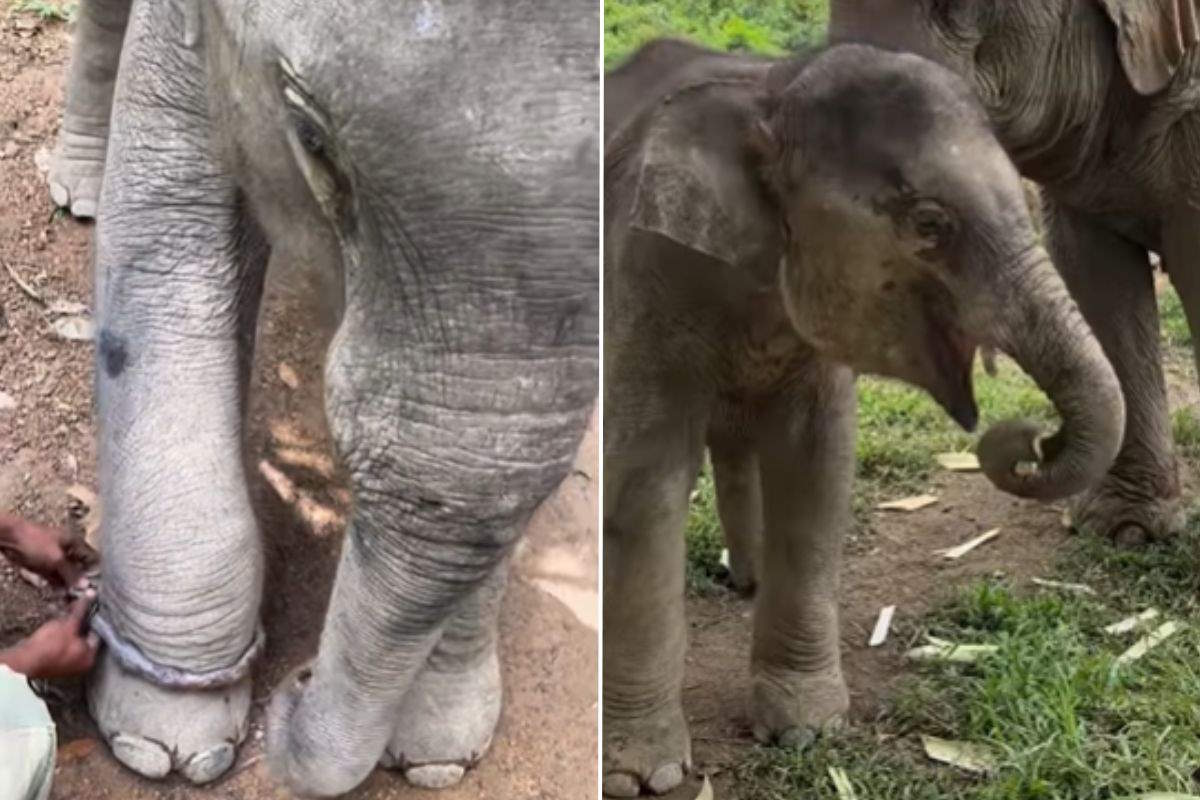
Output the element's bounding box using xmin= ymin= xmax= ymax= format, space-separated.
xmin=605 ymin=0 xmax=829 ymax=67
xmin=735 ymin=534 xmax=1200 ymax=799
xmin=1161 ymin=283 xmax=1191 ymax=350
xmin=10 ymin=0 xmax=75 ymax=21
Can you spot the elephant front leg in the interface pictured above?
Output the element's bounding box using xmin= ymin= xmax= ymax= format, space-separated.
xmin=751 ymin=367 xmax=854 ymax=745
xmin=602 ymin=420 xmax=703 ymax=798
xmin=48 ymin=0 xmax=131 ymax=218
xmin=1046 ymin=202 xmax=1182 ymax=545
xmin=266 ymin=324 xmax=594 ymax=796
xmin=87 ymin=1 xmax=267 ymax=784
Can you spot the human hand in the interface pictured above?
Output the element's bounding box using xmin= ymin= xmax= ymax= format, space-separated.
xmin=0 ymin=594 xmax=100 ymax=679
xmin=0 ymin=515 xmax=96 ymax=587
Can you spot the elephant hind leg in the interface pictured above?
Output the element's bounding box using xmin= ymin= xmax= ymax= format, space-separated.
xmin=49 ymin=0 xmax=131 ymax=218
xmin=709 ymin=434 xmax=762 ymax=595
xmin=1046 ymin=201 xmax=1182 ymax=546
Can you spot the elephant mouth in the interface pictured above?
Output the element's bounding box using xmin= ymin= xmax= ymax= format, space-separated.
xmin=926 ymin=321 xmax=979 ymax=432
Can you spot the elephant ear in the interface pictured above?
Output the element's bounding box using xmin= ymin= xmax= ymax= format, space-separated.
xmin=1098 ymin=0 xmax=1200 ymax=94
xmin=624 ymin=82 xmax=782 ymax=267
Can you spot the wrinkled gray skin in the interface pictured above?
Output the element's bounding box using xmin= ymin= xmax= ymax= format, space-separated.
xmin=603 ymin=40 xmax=1123 ymax=797
xmin=831 ymin=0 xmax=1200 ymax=546
xmin=65 ymin=0 xmax=597 ymax=795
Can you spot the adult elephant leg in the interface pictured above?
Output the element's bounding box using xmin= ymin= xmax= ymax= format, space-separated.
xmin=751 ymin=363 xmax=853 ymax=745
xmin=1161 ymin=207 xmax=1200 ymax=410
xmin=266 ymin=312 xmax=594 ymax=796
xmin=379 ymin=561 xmax=509 ymax=789
xmin=603 ymin=416 xmax=704 ymax=797
xmin=86 ymin=0 xmax=266 ymax=785
xmin=48 ymin=0 xmax=130 ymax=218
xmin=1045 ymin=201 xmax=1181 ymax=545
xmin=709 ymin=434 xmax=762 ymax=594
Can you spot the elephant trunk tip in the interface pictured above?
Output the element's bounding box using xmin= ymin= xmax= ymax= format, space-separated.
xmin=976 ymin=389 xmax=1125 ymax=503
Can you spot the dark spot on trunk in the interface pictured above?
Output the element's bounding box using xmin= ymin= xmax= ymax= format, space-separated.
xmin=98 ymin=329 xmax=128 ymax=378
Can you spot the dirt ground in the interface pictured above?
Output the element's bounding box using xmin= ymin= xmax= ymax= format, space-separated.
xmin=0 ymin=13 xmax=597 ymax=800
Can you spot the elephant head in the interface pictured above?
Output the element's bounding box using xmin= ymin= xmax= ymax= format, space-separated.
xmin=619 ymin=44 xmax=1124 ymax=500
xmin=829 ymin=0 xmax=1200 ymax=177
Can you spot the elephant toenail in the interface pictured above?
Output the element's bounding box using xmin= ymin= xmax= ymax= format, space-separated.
xmin=647 ymin=762 xmax=684 ymax=794
xmin=602 ymin=771 xmax=641 ymax=797
xmin=180 ymin=742 xmax=236 ymax=784
xmin=405 ymin=763 xmax=466 ymax=789
xmin=778 ymin=726 xmax=816 ymax=750
xmin=110 ymin=733 xmax=171 ymax=779
xmin=1113 ymin=523 xmax=1149 ymax=549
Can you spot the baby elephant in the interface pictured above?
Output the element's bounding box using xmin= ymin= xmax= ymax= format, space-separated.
xmin=603 ymin=40 xmax=1124 ymax=796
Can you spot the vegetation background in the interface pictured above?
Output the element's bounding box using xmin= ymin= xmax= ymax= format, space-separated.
xmin=604 ymin=0 xmax=828 ymax=66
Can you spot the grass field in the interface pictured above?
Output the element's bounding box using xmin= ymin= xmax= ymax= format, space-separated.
xmin=605 ymin=3 xmax=1200 ymax=795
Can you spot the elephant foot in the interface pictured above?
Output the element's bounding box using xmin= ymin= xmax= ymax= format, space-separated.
xmin=750 ymin=667 xmax=848 ymax=747
xmin=47 ymin=128 xmax=107 ymax=219
xmin=1069 ymin=476 xmax=1183 ymax=548
xmin=87 ymin=647 xmax=250 ymax=783
xmin=603 ymin=703 xmax=691 ymax=797
xmin=379 ymin=649 xmax=502 ymax=789
xmin=721 ymin=552 xmax=757 ymax=596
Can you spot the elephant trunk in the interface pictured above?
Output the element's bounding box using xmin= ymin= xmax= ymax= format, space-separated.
xmin=977 ymin=245 xmax=1124 ymax=500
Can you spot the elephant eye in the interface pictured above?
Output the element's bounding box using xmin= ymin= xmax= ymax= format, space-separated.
xmin=294 ymin=115 xmax=326 ymax=157
xmin=909 ymin=199 xmax=956 ymax=247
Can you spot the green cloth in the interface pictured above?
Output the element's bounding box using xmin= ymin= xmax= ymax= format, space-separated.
xmin=0 ymin=665 xmax=55 ymax=800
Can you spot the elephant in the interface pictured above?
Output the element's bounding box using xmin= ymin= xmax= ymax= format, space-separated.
xmin=603 ymin=39 xmax=1124 ymax=797
xmin=830 ymin=0 xmax=1200 ymax=546
xmin=54 ymin=0 xmax=598 ymax=795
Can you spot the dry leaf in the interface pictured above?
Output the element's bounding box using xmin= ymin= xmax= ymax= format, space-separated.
xmin=1031 ymin=578 xmax=1095 ymax=595
xmin=906 ymin=636 xmax=999 ymax=664
xmin=268 ymin=419 xmax=312 ymax=448
xmin=259 ymin=460 xmax=344 ymax=537
xmin=877 ymin=494 xmax=938 ymax=512
xmin=935 ymin=453 xmax=980 ymax=472
xmin=1116 ymin=621 xmax=1184 ymax=665
xmin=937 ymin=528 xmax=999 ymax=560
xmin=1104 ymin=608 xmax=1160 ymax=635
xmin=66 ymin=483 xmax=97 ymax=509
xmin=51 ymin=315 xmax=93 ymax=341
xmin=694 ymin=776 xmax=713 ymax=800
xmin=46 ymin=299 xmax=88 ymax=316
xmin=921 ymin=735 xmax=994 ymax=773
xmin=274 ymin=446 xmax=336 ymax=478
xmin=17 ymin=568 xmax=48 ymax=589
xmin=868 ymin=605 xmax=896 ymax=647
xmin=828 ymin=766 xmax=856 ymax=799
xmin=57 ymin=738 xmax=98 ymax=764
xmin=277 ymin=362 xmax=300 ymax=389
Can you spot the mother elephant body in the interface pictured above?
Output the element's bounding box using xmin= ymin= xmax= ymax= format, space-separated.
xmin=603 ymin=40 xmax=1121 ymax=796
xmin=60 ymin=0 xmax=597 ymax=795
xmin=832 ymin=0 xmax=1200 ymax=545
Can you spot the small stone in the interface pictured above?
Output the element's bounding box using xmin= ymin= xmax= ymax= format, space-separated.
xmin=0 ymin=391 xmax=15 ymax=413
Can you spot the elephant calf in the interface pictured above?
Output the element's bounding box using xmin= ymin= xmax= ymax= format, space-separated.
xmin=53 ymin=0 xmax=597 ymax=795
xmin=602 ymin=40 xmax=1123 ymax=796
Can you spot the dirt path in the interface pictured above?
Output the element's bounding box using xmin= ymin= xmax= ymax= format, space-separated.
xmin=0 ymin=14 xmax=597 ymax=800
